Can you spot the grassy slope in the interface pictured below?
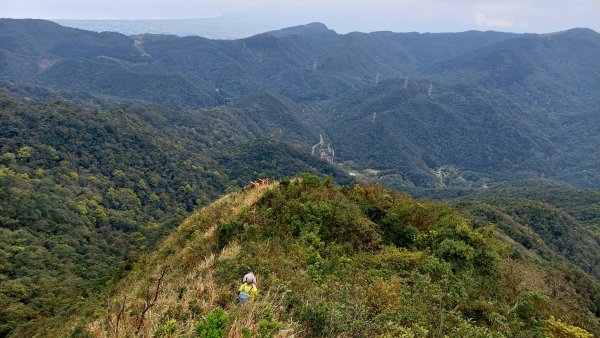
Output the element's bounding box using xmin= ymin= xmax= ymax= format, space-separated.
xmin=83 ymin=184 xmax=280 ymax=337
xmin=66 ymin=177 xmax=599 ymax=337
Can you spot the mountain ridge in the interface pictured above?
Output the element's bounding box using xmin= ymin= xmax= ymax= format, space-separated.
xmin=1 ymin=19 xmax=600 ymax=336
xmin=1 ymin=19 xmax=599 ymax=189
xmin=60 ymin=176 xmax=600 ymax=337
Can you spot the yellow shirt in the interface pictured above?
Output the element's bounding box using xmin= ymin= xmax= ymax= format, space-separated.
xmin=239 ymin=283 xmax=258 ymax=299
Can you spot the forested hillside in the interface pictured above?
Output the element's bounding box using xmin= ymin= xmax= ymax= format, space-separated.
xmin=316 ymin=79 xmax=549 ymax=185
xmin=391 ymin=180 xmax=600 ymax=279
xmin=454 ymin=181 xmax=600 ymax=277
xmin=2 ymin=19 xmax=597 ymax=187
xmin=61 ymin=177 xmax=599 ymax=337
xmin=0 ymin=93 xmax=345 ymax=336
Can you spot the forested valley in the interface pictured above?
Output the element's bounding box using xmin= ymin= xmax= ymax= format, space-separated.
xmin=0 ymin=19 xmax=599 ymax=336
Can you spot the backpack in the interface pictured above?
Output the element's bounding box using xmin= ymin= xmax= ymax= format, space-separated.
xmin=238 ymin=283 xmax=254 ymax=304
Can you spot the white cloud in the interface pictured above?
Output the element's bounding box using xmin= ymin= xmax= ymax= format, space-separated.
xmin=474 ymin=12 xmax=514 ymax=28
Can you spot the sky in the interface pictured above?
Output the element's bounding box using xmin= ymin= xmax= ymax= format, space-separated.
xmin=1 ymin=0 xmax=599 ymax=33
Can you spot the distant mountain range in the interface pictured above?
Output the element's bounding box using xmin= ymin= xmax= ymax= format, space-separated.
xmin=1 ymin=19 xmax=600 ymax=337
xmin=1 ymin=19 xmax=599 ymax=188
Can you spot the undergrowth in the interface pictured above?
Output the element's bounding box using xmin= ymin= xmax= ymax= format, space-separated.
xmin=79 ymin=175 xmax=597 ymax=337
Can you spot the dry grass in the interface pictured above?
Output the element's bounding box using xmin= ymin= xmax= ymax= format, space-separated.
xmin=220 ymin=242 xmax=241 ymax=260
xmin=86 ymin=183 xmax=286 ymax=336
xmin=226 ymin=290 xmax=300 ymax=338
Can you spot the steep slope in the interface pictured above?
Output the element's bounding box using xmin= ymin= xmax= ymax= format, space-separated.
xmin=316 ymin=78 xmax=554 ymax=185
xmin=454 ymin=180 xmax=600 ymax=278
xmin=475 ymin=180 xmax=600 ymax=226
xmin=36 ymin=57 xmax=219 ymax=108
xmin=62 ymin=176 xmax=600 ymax=337
xmin=316 ymin=37 xmax=600 ymax=187
xmin=138 ymin=28 xmax=516 ymax=101
xmin=0 ymin=92 xmax=346 ymax=337
xmin=459 ymin=198 xmax=600 ymax=278
xmin=2 ymin=18 xmax=600 ymax=337
xmin=435 ymin=28 xmax=600 ymax=97
xmin=127 ymin=27 xmax=600 ymax=187
xmin=394 ymin=179 xmax=600 ymax=283
xmin=383 ymin=30 xmax=519 ymax=69
xmin=432 ymin=29 xmax=600 ymax=187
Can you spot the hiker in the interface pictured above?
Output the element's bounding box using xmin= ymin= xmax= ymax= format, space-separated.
xmin=242 ymin=267 xmax=256 ymax=284
xmin=238 ymin=267 xmax=257 ymax=304
xmin=237 ymin=281 xmax=258 ymax=304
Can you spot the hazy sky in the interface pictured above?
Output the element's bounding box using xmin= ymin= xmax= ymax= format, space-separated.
xmin=2 ymin=0 xmax=599 ymax=33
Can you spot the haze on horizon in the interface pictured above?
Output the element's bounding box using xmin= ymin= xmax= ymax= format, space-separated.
xmin=1 ymin=0 xmax=599 ymax=36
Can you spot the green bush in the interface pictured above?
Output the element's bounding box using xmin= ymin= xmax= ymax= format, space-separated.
xmin=434 ymin=238 xmax=475 ymax=267
xmin=381 ymin=204 xmax=421 ymax=247
xmin=299 ymin=302 xmax=330 ymax=337
xmin=545 ymin=316 xmax=593 ymax=338
xmin=514 ymin=287 xmax=548 ymax=331
xmin=217 ymin=220 xmax=243 ymax=249
xmin=195 ymin=307 xmax=228 ymax=338
xmin=257 ymin=307 xmax=282 ymax=338
xmin=155 ymin=319 xmax=177 ymax=337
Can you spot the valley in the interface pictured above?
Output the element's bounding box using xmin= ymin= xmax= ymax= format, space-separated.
xmin=0 ymin=19 xmax=599 ymax=336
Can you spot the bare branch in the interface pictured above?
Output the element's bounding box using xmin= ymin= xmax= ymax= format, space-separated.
xmin=135 ymin=268 xmax=167 ymax=334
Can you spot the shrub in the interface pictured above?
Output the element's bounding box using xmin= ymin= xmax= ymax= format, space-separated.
xmin=381 ymin=203 xmax=422 ymax=248
xmin=163 ymin=319 xmax=177 ymax=335
xmin=434 ymin=239 xmax=475 ymax=267
xmin=514 ymin=287 xmax=548 ymax=331
xmin=544 ymin=316 xmax=593 ymax=338
xmin=257 ymin=307 xmax=283 ymax=338
xmin=217 ymin=220 xmax=243 ymax=249
xmin=299 ymin=302 xmax=330 ymax=337
xmin=195 ymin=307 xmax=228 ymax=338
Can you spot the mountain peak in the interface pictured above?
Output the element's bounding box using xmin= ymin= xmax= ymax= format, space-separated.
xmin=266 ymin=22 xmax=337 ymax=38
xmin=540 ymin=27 xmax=600 ymax=39
xmin=561 ymin=27 xmax=599 ymax=34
